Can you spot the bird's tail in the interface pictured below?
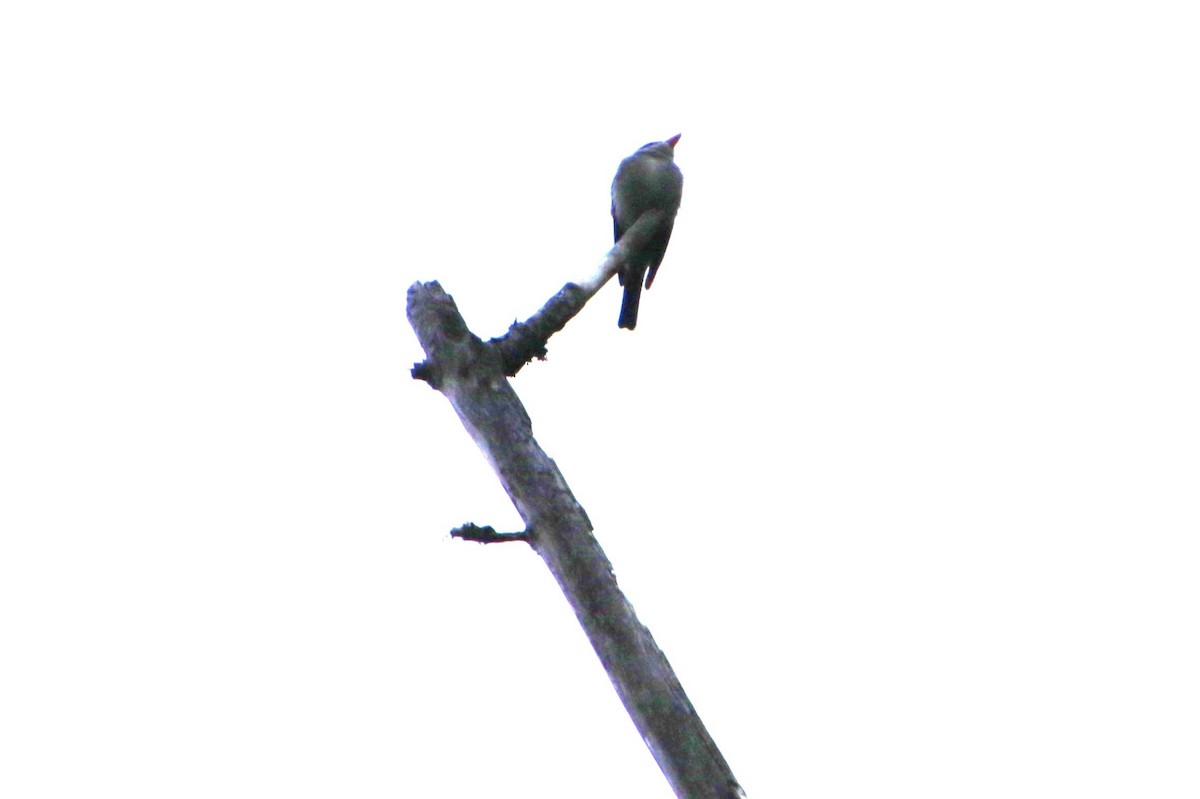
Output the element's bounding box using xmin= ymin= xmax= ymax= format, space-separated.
xmin=618 ymin=277 xmax=642 ymax=330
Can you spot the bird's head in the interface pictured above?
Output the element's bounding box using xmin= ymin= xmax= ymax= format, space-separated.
xmin=637 ymin=134 xmax=681 ymax=160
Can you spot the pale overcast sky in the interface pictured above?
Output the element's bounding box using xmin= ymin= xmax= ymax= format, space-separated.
xmin=3 ymin=2 xmax=1198 ymax=797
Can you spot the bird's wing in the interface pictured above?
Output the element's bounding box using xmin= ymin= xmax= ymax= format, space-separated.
xmin=642 ymin=219 xmax=675 ymax=289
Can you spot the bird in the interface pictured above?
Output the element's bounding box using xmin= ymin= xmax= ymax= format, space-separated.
xmin=611 ymin=134 xmax=684 ymax=330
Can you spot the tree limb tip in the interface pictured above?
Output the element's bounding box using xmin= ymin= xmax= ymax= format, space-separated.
xmin=451 ymin=523 xmax=533 ymax=544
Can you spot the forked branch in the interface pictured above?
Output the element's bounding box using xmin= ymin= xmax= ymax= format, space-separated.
xmin=407 ymin=219 xmax=743 ymax=799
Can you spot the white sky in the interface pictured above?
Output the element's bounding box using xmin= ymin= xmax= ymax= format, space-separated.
xmin=3 ymin=2 xmax=1198 ymax=797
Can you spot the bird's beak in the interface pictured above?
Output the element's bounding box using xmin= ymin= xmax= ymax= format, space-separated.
xmin=666 ymin=133 xmax=682 ymax=148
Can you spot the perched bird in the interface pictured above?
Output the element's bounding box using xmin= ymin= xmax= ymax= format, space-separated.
xmin=611 ymin=134 xmax=684 ymax=329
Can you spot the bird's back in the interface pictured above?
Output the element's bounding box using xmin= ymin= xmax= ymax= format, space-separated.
xmin=612 ymin=152 xmax=683 ymax=240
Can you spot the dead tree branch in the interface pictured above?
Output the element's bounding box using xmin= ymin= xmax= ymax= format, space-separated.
xmin=407 ymin=219 xmax=743 ymax=799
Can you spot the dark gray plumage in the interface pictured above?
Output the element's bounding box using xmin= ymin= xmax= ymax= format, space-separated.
xmin=611 ymin=134 xmax=683 ymax=330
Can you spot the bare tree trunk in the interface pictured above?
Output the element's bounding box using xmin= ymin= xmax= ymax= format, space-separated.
xmin=407 ymin=217 xmax=743 ymax=799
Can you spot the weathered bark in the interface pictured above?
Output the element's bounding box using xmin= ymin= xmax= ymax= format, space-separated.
xmin=407 ymin=217 xmax=743 ymax=799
